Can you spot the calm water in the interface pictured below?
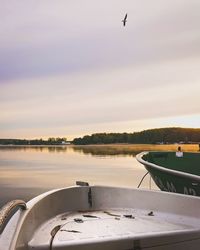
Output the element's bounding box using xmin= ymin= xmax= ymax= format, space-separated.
xmin=2 ymin=144 xmax=187 ymax=208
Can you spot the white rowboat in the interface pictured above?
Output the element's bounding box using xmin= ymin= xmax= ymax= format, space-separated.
xmin=1 ymin=183 xmax=200 ymax=250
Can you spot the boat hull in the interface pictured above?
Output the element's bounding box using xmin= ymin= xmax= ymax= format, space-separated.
xmin=1 ymin=185 xmax=200 ymax=249
xmin=136 ymin=152 xmax=200 ymax=196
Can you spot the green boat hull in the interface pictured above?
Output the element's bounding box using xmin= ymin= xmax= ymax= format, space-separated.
xmin=136 ymin=152 xmax=200 ymax=196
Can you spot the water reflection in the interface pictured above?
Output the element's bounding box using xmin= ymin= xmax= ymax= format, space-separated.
xmin=0 ymin=145 xmax=69 ymax=153
xmin=0 ymin=144 xmax=197 ymax=207
xmin=0 ymin=145 xmax=148 ymax=207
xmin=72 ymin=146 xmax=138 ymax=156
xmin=0 ymin=143 xmax=197 ymax=155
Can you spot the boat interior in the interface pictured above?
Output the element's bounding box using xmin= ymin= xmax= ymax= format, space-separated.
xmin=143 ymin=152 xmax=200 ymax=176
xmin=1 ymin=185 xmax=200 ymax=250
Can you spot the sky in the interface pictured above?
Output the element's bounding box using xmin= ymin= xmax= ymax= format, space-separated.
xmin=0 ymin=0 xmax=200 ymax=140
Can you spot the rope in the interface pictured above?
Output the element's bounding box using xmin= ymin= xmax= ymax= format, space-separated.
xmin=137 ymin=172 xmax=149 ymax=188
xmin=149 ymin=175 xmax=152 ymax=190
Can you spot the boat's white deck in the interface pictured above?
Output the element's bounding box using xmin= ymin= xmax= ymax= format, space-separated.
xmin=28 ymin=208 xmax=196 ymax=249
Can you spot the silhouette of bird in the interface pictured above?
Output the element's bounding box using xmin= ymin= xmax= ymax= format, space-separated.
xmin=122 ymin=13 xmax=128 ymax=26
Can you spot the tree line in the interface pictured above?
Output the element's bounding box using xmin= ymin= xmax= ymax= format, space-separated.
xmin=1 ymin=128 xmax=200 ymax=146
xmin=0 ymin=137 xmax=68 ymax=145
xmin=72 ymin=127 xmax=200 ymax=145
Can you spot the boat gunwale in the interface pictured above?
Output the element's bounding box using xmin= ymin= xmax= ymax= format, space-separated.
xmin=3 ymin=184 xmax=200 ymax=250
xmin=136 ymin=151 xmax=200 ymax=182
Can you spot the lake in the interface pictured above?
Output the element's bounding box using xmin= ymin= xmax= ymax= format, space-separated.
xmin=0 ymin=144 xmax=198 ymax=208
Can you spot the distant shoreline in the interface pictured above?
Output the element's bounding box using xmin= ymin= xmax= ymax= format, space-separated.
xmin=0 ymin=143 xmax=199 ymax=147
xmin=1 ymin=127 xmax=200 ymax=146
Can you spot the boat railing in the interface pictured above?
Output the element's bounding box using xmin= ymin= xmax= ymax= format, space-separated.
xmin=0 ymin=200 xmax=27 ymax=234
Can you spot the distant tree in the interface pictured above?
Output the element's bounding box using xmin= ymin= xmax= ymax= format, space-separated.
xmin=72 ymin=128 xmax=200 ymax=145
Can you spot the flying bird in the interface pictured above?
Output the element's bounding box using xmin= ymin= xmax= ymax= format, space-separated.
xmin=122 ymin=13 xmax=128 ymax=26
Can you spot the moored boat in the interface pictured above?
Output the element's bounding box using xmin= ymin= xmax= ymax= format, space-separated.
xmin=136 ymin=151 xmax=200 ymax=196
xmin=1 ymin=182 xmax=200 ymax=249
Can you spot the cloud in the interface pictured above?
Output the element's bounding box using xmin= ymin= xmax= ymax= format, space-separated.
xmin=0 ymin=0 xmax=200 ymax=81
xmin=0 ymin=0 xmax=200 ymax=138
xmin=0 ymin=57 xmax=200 ymax=138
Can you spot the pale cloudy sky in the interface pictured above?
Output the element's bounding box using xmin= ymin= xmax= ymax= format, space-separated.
xmin=0 ymin=0 xmax=200 ymax=140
